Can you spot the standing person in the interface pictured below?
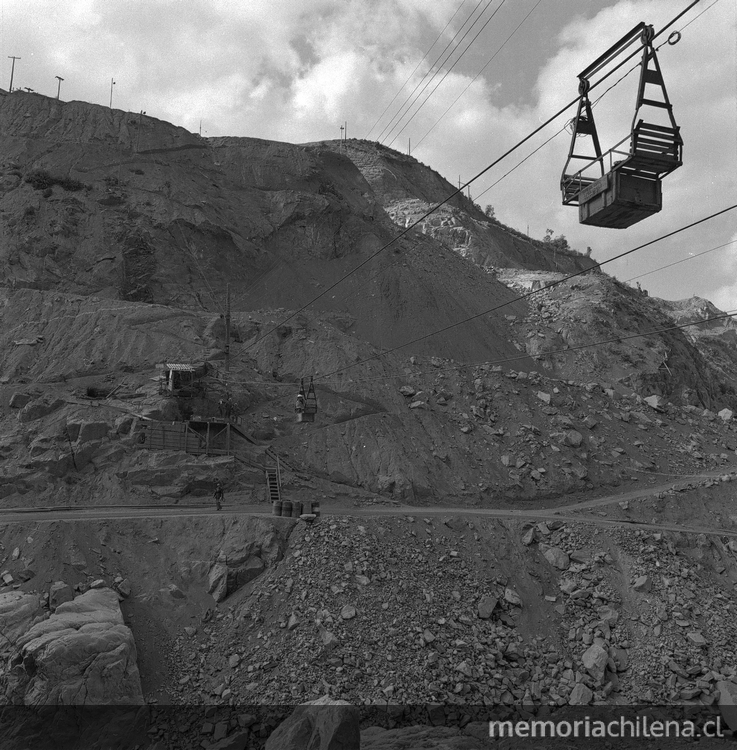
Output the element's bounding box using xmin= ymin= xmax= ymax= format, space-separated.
xmin=213 ymin=480 xmax=224 ymax=511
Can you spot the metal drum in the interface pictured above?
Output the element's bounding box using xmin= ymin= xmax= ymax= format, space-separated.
xmin=272 ymin=501 xmax=282 ymax=516
xmin=312 ymin=501 xmax=321 ymax=518
xmin=281 ymin=500 xmax=292 ymax=517
xmin=291 ymin=501 xmax=302 ymax=518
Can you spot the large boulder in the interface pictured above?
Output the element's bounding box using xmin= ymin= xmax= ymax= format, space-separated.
xmin=0 ymin=591 xmax=45 ymax=652
xmin=17 ymin=398 xmax=65 ymax=423
xmin=716 ymin=680 xmax=737 ymax=732
xmin=76 ymin=421 xmax=110 ymax=444
xmin=3 ymin=588 xmax=143 ymax=705
xmin=265 ymin=695 xmax=360 ymax=750
xmin=582 ymin=643 xmax=609 ymax=685
xmin=209 ymin=518 xmax=295 ymax=601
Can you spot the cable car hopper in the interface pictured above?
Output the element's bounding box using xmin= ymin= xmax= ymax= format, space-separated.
xmin=295 ymin=377 xmax=317 ymax=423
xmin=561 ymin=23 xmax=682 ymax=229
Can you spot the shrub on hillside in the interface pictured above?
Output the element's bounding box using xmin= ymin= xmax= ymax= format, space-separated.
xmin=25 ymin=169 xmax=85 ymax=193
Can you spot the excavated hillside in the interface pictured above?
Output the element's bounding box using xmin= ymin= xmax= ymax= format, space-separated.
xmin=1 ymin=91 xmax=737 ymax=748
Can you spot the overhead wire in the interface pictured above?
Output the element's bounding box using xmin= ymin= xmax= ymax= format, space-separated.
xmin=384 ymin=0 xmax=509 ymax=149
xmin=244 ymin=0 xmax=704 ymax=355
xmin=221 ymin=304 xmax=737 ymax=394
xmin=321 ymin=203 xmax=737 ymax=379
xmin=413 ymin=0 xmax=543 ymax=151
xmin=316 ymin=308 xmax=737 ymax=390
xmin=624 ymin=239 xmax=737 ymax=284
xmin=365 ymin=0 xmax=469 ymax=140
xmin=376 ymin=0 xmax=494 ymax=144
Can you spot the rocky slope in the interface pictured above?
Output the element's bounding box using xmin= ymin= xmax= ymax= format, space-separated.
xmin=1 ymin=90 xmax=737 ymax=749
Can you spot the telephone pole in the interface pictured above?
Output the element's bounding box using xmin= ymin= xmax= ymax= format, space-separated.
xmin=109 ymin=78 xmax=115 ymax=108
xmin=225 ymin=284 xmax=231 ymax=373
xmin=55 ymin=76 xmax=64 ymax=99
xmin=7 ymin=56 xmax=20 ymax=92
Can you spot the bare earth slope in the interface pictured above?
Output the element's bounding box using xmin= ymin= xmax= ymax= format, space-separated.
xmin=1 ymin=91 xmax=737 ymax=748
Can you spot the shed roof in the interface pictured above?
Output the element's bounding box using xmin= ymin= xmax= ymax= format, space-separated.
xmin=165 ymin=363 xmax=197 ymax=371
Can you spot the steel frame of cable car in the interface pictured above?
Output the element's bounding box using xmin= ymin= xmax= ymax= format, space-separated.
xmin=561 ymin=22 xmax=683 ymax=229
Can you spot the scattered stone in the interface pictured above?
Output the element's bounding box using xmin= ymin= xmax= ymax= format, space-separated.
xmin=521 ymin=527 xmax=536 ymax=546
xmin=477 ymin=595 xmax=498 ymax=620
xmin=632 ymin=575 xmax=651 ymax=592
xmin=582 ymin=643 xmax=609 ymax=683
xmin=544 ymin=547 xmax=570 ymax=570
xmin=644 ymin=395 xmax=665 ymax=412
xmin=340 ymin=604 xmax=357 ymax=620
xmin=687 ymin=632 xmax=708 ymax=647
xmin=504 ymin=588 xmax=522 ymax=607
xmin=564 ymin=430 xmax=583 ymax=448
xmin=49 ymin=581 xmax=74 ymax=611
xmin=718 ymin=408 xmax=733 ymax=422
xmin=569 ymin=683 xmax=593 ymax=705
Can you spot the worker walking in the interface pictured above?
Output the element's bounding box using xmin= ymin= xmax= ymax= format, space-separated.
xmin=213 ymin=480 xmax=224 ymax=511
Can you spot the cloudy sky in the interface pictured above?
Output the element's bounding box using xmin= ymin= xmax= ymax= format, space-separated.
xmin=2 ymin=0 xmax=735 ymax=309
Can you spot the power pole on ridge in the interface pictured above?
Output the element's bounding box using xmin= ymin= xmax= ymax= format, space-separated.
xmin=55 ymin=76 xmax=64 ymax=100
xmin=7 ymin=56 xmax=20 ymax=92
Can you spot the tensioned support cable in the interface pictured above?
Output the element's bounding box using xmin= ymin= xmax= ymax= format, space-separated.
xmin=321 ymin=203 xmax=737 ymax=379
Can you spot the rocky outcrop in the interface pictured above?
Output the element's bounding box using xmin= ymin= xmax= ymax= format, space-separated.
xmin=207 ymin=517 xmax=295 ymax=602
xmin=1 ymin=588 xmax=143 ymax=705
xmin=265 ymin=695 xmax=360 ymax=750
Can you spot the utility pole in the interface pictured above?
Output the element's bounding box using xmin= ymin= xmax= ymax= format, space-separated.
xmin=225 ymin=283 xmax=231 ymax=374
xmin=55 ymin=76 xmax=64 ymax=99
xmin=109 ymin=78 xmax=115 ymax=108
xmin=408 ymin=138 xmax=411 ymax=155
xmin=136 ymin=110 xmax=145 ymax=151
xmin=7 ymin=56 xmax=20 ymax=92
xmin=344 ymin=121 xmax=347 ymax=142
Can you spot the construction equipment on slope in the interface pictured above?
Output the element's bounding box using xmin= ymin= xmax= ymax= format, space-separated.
xmin=561 ymin=22 xmax=683 ymax=228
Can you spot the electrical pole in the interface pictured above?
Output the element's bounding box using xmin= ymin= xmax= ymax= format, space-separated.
xmin=109 ymin=78 xmax=115 ymax=108
xmin=136 ymin=110 xmax=145 ymax=151
xmin=339 ymin=125 xmax=344 ymax=153
xmin=7 ymin=56 xmax=20 ymax=92
xmin=55 ymin=76 xmax=64 ymax=99
xmin=344 ymin=121 xmax=347 ymax=142
xmin=408 ymin=138 xmax=411 ymax=155
xmin=225 ymin=283 xmax=231 ymax=373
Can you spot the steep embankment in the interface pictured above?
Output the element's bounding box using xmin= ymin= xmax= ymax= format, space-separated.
xmin=498 ymin=272 xmax=737 ymax=410
xmin=0 ymin=91 xmax=531 ymax=364
xmin=314 ymin=138 xmax=598 ymax=275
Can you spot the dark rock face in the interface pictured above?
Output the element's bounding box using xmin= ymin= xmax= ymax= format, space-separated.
xmin=265 ymin=696 xmax=360 ymax=750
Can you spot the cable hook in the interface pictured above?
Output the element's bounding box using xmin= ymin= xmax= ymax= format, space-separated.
xmin=667 ymin=30 xmax=682 ymax=45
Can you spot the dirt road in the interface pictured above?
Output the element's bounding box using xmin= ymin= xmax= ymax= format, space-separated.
xmin=2 ymin=467 xmax=736 ymax=538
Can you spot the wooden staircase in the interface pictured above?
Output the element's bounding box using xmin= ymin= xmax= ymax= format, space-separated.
xmin=265 ymin=459 xmax=281 ymax=504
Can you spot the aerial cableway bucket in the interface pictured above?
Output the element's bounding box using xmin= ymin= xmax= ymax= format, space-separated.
xmin=561 ymin=23 xmax=683 ymax=229
xmin=295 ymin=376 xmax=318 ymax=423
